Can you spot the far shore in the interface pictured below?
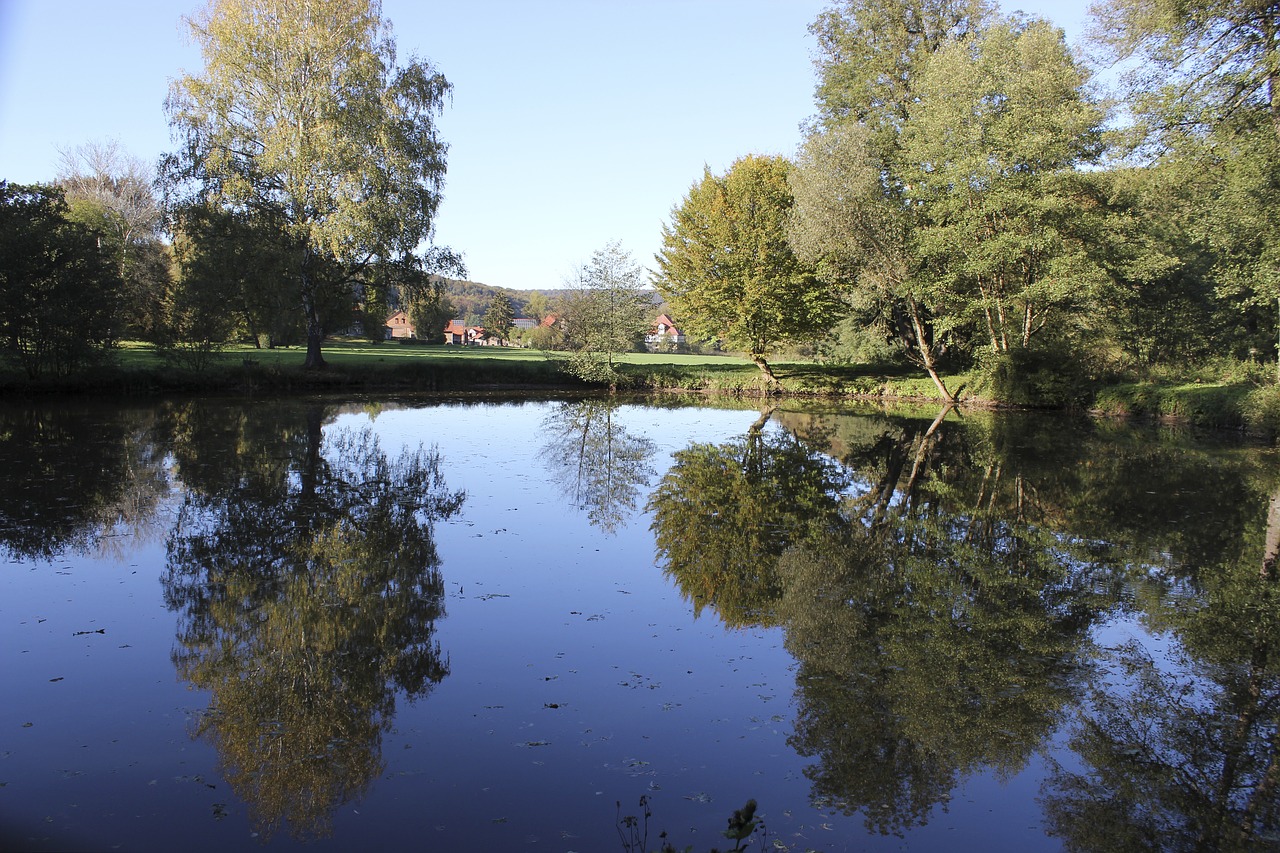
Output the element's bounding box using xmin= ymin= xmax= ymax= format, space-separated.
xmin=0 ymin=339 xmax=1271 ymax=438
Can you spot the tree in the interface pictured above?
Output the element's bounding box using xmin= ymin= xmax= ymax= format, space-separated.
xmin=0 ymin=182 xmax=124 ymax=377
xmin=810 ymin=0 xmax=992 ymax=152
xmin=481 ymin=292 xmax=514 ymax=344
xmin=164 ymin=0 xmax=458 ymax=369
xmin=792 ymin=4 xmax=1110 ymax=402
xmin=561 ymin=241 xmax=652 ymax=382
xmin=900 ymin=19 xmax=1109 ymax=360
xmin=57 ymin=140 xmax=170 ymax=341
xmin=788 ymin=123 xmax=957 ymax=400
xmin=525 ymin=290 xmax=550 ymax=323
xmin=1090 ymin=0 xmax=1280 ymax=377
xmin=654 ymin=155 xmax=844 ymax=382
xmin=168 ymin=203 xmax=303 ymax=358
xmin=408 ymin=276 xmax=456 ymax=344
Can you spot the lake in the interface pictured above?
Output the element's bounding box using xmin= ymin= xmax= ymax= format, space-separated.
xmin=1 ymin=394 xmax=1278 ymax=852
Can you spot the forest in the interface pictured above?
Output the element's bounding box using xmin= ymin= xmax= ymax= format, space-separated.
xmin=0 ymin=0 xmax=1277 ymax=413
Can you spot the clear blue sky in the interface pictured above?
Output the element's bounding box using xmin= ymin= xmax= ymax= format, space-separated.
xmin=0 ymin=0 xmax=1090 ymax=291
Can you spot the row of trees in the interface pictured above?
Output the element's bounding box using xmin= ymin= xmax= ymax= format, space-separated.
xmin=1 ymin=0 xmax=465 ymax=378
xmin=653 ymin=0 xmax=1280 ymax=400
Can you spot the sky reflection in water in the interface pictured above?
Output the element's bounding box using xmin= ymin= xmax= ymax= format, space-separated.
xmin=1 ymin=396 xmax=1278 ymax=852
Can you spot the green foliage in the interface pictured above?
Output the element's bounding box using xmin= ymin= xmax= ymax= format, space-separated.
xmin=901 ymin=19 xmax=1108 ymax=353
xmin=971 ymin=343 xmax=1096 ymax=408
xmin=167 ymin=203 xmax=300 ymax=363
xmin=1090 ymin=0 xmax=1280 ymax=375
xmin=1242 ymin=385 xmax=1280 ymax=438
xmin=482 ymin=292 xmax=515 ymax=343
xmin=562 ymin=242 xmax=653 ymax=383
xmin=794 ymin=7 xmax=1108 ymax=400
xmin=655 ymin=155 xmax=844 ymax=380
xmin=164 ymin=0 xmax=456 ymax=369
xmin=0 ymin=181 xmax=125 ymax=377
xmin=407 ymin=277 xmax=456 ymax=344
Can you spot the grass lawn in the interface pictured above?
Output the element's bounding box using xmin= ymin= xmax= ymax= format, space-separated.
xmin=10 ymin=340 xmax=1273 ymax=437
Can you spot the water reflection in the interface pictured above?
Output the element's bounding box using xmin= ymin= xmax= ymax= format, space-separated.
xmin=540 ymin=399 xmax=657 ymax=534
xmin=1043 ymin=487 xmax=1280 ymax=852
xmin=650 ymin=404 xmax=1280 ymax=839
xmin=0 ymin=402 xmax=170 ymax=560
xmin=158 ymin=401 xmax=465 ymax=839
xmin=7 ymin=396 xmax=1280 ymax=848
xmin=647 ymin=408 xmax=852 ymax=627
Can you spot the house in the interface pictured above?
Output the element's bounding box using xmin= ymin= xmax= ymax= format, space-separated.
xmin=443 ymin=319 xmax=468 ymax=344
xmin=513 ymin=318 xmax=537 ymax=330
xmin=442 ymin=320 xmax=504 ymax=346
xmin=385 ymin=310 xmax=415 ymax=339
xmin=646 ymin=313 xmax=686 ymax=350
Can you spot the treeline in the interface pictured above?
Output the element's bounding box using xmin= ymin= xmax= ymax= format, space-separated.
xmin=437 ymin=280 xmax=568 ymax=326
xmin=648 ymin=0 xmax=1280 ymax=406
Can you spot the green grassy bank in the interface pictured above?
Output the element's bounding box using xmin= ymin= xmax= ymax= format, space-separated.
xmin=2 ymin=339 xmax=1276 ymax=438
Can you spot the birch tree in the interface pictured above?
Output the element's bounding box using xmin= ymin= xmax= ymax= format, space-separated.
xmin=164 ymin=0 xmax=457 ymax=368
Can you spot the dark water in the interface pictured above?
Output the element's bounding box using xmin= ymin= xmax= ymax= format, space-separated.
xmin=1 ymin=395 xmax=1278 ymax=852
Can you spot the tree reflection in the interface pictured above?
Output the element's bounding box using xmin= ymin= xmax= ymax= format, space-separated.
xmin=0 ymin=402 xmax=169 ymax=560
xmin=649 ymin=405 xmax=1140 ymax=833
xmin=1042 ymin=486 xmax=1280 ymax=851
xmin=647 ymin=409 xmax=852 ymax=627
xmin=160 ymin=401 xmax=464 ymax=840
xmin=540 ymin=399 xmax=656 ymax=534
xmin=775 ymin=408 xmax=1114 ymax=835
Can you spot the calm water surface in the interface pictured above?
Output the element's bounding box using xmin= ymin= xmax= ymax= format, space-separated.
xmin=1 ymin=395 xmax=1278 ymax=852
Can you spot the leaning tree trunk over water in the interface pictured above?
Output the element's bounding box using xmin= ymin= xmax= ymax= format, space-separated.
xmin=908 ymin=300 xmax=956 ymax=405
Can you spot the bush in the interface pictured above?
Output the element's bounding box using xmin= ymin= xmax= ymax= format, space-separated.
xmin=971 ymin=344 xmax=1095 ymax=408
xmin=1242 ymin=384 xmax=1280 ymax=439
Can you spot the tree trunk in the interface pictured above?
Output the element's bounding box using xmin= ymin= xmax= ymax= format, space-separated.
xmin=303 ymin=298 xmax=327 ymax=370
xmin=908 ymin=300 xmax=956 ymax=404
xmin=300 ymin=246 xmax=327 ymax=370
xmin=751 ymin=354 xmax=778 ymax=385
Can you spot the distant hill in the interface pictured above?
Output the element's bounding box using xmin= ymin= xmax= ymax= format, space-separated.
xmin=432 ymin=277 xmax=661 ymax=325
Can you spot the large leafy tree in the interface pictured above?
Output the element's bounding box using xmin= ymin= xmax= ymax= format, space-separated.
xmin=790 ymin=1 xmax=992 ymax=401
xmin=164 ymin=0 xmax=458 ymax=369
xmin=0 ymin=182 xmax=125 ymax=377
xmin=793 ymin=3 xmax=1110 ymax=402
xmin=900 ymin=19 xmax=1108 ymax=355
xmin=1090 ymin=0 xmax=1280 ymax=376
xmin=654 ymin=155 xmax=844 ymax=382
